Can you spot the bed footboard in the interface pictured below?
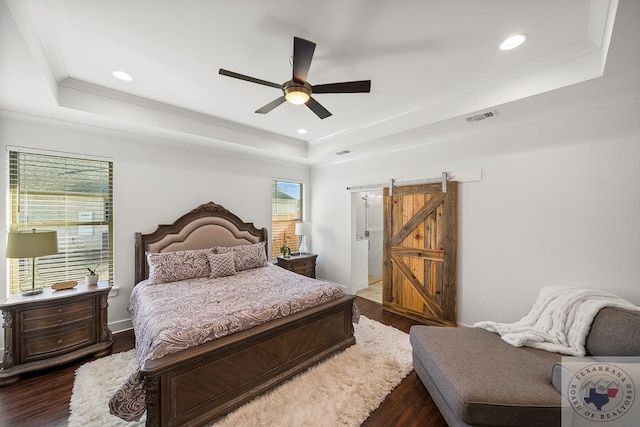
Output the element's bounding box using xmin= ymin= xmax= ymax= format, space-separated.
xmin=142 ymin=295 xmax=356 ymax=427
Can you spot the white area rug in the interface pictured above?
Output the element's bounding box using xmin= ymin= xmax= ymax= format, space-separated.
xmin=69 ymin=316 xmax=412 ymax=427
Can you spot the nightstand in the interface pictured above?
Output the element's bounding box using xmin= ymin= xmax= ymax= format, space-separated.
xmin=277 ymin=253 xmax=318 ymax=278
xmin=0 ymin=282 xmax=112 ymax=386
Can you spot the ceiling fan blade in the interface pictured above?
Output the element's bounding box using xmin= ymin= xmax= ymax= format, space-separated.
xmin=312 ymin=80 xmax=371 ymax=94
xmin=306 ymin=97 xmax=332 ymax=119
xmin=255 ymin=96 xmax=286 ymax=114
xmin=292 ymin=37 xmax=316 ymax=83
xmin=219 ymin=69 xmax=281 ymax=89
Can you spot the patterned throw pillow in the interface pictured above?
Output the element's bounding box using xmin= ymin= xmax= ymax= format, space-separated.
xmin=207 ymin=251 xmax=237 ymax=278
xmin=146 ymin=248 xmax=212 ymax=284
xmin=214 ymin=241 xmax=268 ymax=271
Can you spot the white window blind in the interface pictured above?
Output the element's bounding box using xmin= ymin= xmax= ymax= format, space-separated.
xmin=271 ymin=180 xmax=302 ymax=259
xmin=8 ymin=150 xmax=114 ymax=295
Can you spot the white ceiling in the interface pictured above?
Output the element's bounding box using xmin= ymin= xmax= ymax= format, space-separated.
xmin=0 ymin=0 xmax=633 ymax=165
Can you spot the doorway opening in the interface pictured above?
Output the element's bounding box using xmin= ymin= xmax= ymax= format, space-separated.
xmin=353 ymin=190 xmax=383 ymax=303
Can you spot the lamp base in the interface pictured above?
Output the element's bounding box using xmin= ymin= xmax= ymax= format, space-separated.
xmin=298 ymin=236 xmax=308 ymax=255
xmin=19 ymin=257 xmax=47 ymax=296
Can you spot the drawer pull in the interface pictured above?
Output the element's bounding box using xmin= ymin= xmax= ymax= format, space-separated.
xmin=57 ymin=339 xmax=63 ymax=345
xmin=57 ymin=308 xmax=62 ymax=313
xmin=57 ymin=318 xmax=63 ymax=323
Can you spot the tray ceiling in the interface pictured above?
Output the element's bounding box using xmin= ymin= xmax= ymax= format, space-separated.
xmin=0 ymin=0 xmax=623 ymax=164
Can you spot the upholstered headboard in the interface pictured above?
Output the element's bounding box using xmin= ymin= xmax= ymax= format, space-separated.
xmin=134 ymin=202 xmax=268 ymax=284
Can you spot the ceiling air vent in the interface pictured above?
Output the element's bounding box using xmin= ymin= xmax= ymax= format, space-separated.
xmin=336 ymin=150 xmax=351 ymax=155
xmin=465 ymin=110 xmax=498 ymax=123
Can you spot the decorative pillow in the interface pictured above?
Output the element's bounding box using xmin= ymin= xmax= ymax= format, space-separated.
xmin=214 ymin=241 xmax=268 ymax=271
xmin=207 ymin=251 xmax=237 ymax=278
xmin=147 ymin=248 xmax=213 ymax=284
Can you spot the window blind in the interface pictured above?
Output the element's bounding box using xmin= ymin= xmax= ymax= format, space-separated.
xmin=8 ymin=150 xmax=114 ymax=295
xmin=271 ymin=180 xmax=302 ymax=259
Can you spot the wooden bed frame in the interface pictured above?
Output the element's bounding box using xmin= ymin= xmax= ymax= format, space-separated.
xmin=134 ymin=202 xmax=356 ymax=427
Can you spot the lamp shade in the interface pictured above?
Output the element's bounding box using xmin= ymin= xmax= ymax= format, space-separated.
xmin=6 ymin=229 xmax=58 ymax=258
xmin=294 ymin=222 xmax=312 ymax=236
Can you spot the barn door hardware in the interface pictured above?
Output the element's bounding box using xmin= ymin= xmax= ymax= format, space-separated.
xmin=441 ymin=172 xmax=449 ymax=193
xmin=388 ymin=173 xmax=449 ymax=196
xmin=348 ymin=172 xmax=450 ymax=195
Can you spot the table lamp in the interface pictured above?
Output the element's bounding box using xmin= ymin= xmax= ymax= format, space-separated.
xmin=294 ymin=222 xmax=311 ymax=254
xmin=6 ymin=229 xmax=59 ymax=295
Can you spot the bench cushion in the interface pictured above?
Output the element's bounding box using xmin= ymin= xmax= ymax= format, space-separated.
xmin=410 ymin=326 xmax=565 ymax=426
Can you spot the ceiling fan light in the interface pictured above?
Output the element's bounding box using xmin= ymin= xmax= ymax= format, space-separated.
xmin=285 ymin=91 xmax=310 ymax=105
xmin=283 ymin=81 xmax=312 ymax=105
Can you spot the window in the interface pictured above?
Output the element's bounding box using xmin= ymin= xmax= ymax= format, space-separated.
xmin=271 ymin=180 xmax=303 ymax=259
xmin=8 ymin=149 xmax=114 ymax=295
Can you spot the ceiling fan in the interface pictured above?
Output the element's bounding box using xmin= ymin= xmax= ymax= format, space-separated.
xmin=219 ymin=37 xmax=371 ymax=119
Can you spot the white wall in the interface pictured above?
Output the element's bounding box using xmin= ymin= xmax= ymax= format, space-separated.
xmin=0 ymin=116 xmax=309 ymax=332
xmin=2 ymin=96 xmax=639 ymax=332
xmin=311 ymin=97 xmax=640 ymax=325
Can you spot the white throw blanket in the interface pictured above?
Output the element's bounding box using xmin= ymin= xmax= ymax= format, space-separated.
xmin=474 ymin=286 xmax=640 ymax=356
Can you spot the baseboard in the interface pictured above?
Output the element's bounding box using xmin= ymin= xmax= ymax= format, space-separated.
xmin=108 ymin=318 xmax=133 ymax=333
xmin=352 ymin=280 xmax=369 ymax=293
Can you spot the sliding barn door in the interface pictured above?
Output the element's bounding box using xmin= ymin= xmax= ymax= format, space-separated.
xmin=382 ymin=182 xmax=458 ymax=326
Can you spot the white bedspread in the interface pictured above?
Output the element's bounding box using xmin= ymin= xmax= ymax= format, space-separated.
xmin=474 ymin=286 xmax=640 ymax=356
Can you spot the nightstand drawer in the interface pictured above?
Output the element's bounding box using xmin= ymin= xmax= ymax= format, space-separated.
xmin=21 ymin=300 xmax=95 ymax=332
xmin=292 ymin=264 xmax=315 ymax=275
xmin=22 ymin=299 xmax=93 ymax=320
xmin=22 ymin=322 xmax=95 ymax=363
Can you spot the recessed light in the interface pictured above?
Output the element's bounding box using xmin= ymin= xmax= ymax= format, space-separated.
xmin=499 ymin=34 xmax=528 ymax=51
xmin=112 ymin=70 xmax=133 ymax=81
xmin=297 ymin=128 xmax=308 ymax=134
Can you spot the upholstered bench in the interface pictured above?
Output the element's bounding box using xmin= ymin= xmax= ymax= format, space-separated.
xmin=410 ymin=307 xmax=640 ymax=427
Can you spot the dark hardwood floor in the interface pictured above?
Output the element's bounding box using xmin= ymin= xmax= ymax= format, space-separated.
xmin=356 ymin=297 xmax=448 ymax=427
xmin=0 ymin=296 xmax=447 ymax=427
